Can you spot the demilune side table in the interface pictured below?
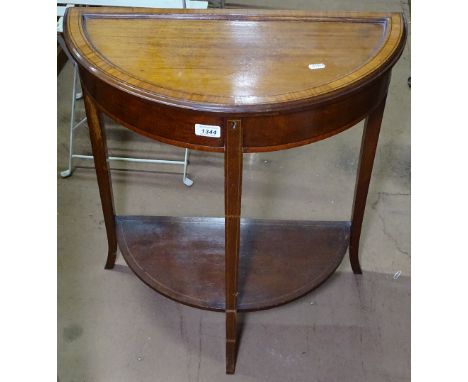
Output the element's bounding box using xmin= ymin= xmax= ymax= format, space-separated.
xmin=64 ymin=7 xmax=406 ymax=374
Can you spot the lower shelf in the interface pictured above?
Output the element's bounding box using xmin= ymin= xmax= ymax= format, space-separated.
xmin=116 ymin=216 xmax=350 ymax=312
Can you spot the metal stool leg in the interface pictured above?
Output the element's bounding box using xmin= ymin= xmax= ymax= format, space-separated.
xmin=180 ymin=1 xmax=193 ymax=187
xmin=60 ymin=63 xmax=193 ymax=186
xmin=60 ymin=62 xmax=79 ymax=178
xmin=182 ymin=148 xmax=194 ymax=187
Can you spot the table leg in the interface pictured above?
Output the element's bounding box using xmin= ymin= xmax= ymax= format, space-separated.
xmin=224 ymin=119 xmax=243 ymax=374
xmin=84 ymin=92 xmax=118 ymax=270
xmin=350 ymin=96 xmax=387 ymax=274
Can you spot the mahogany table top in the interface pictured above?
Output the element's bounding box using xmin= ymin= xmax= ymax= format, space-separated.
xmin=65 ymin=7 xmax=406 ymax=113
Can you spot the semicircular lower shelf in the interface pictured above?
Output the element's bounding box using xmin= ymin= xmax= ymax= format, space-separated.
xmin=116 ymin=216 xmax=350 ymax=312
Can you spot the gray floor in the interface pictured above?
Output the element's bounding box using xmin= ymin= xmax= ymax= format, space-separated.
xmin=58 ymin=1 xmax=410 ymax=381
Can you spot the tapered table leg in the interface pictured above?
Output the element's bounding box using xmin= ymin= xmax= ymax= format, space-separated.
xmin=350 ymin=96 xmax=387 ymax=274
xmin=84 ymin=92 xmax=118 ymax=269
xmin=224 ymin=119 xmax=243 ymax=374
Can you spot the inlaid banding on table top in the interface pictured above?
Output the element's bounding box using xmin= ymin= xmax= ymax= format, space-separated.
xmin=66 ymin=7 xmax=407 ymax=374
xmin=64 ymin=8 xmax=406 ymax=113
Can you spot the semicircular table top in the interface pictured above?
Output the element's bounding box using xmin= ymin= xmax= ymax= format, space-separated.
xmin=64 ymin=7 xmax=406 ymax=112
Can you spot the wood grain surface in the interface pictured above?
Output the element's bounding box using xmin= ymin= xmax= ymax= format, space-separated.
xmin=224 ymin=120 xmax=243 ymax=373
xmin=115 ymin=216 xmax=350 ymax=311
xmin=84 ymin=93 xmax=118 ymax=270
xmin=64 ymin=7 xmax=406 ymax=113
xmin=65 ymin=8 xmax=407 ymax=374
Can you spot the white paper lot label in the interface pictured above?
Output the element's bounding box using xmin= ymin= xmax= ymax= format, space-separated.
xmin=195 ymin=124 xmax=221 ymax=138
xmin=308 ymin=63 xmax=326 ymax=70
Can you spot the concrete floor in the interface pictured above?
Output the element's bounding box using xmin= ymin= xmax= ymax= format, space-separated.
xmin=58 ymin=1 xmax=410 ymax=381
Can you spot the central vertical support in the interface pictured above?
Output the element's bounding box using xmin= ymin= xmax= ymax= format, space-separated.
xmin=224 ymin=119 xmax=243 ymax=374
